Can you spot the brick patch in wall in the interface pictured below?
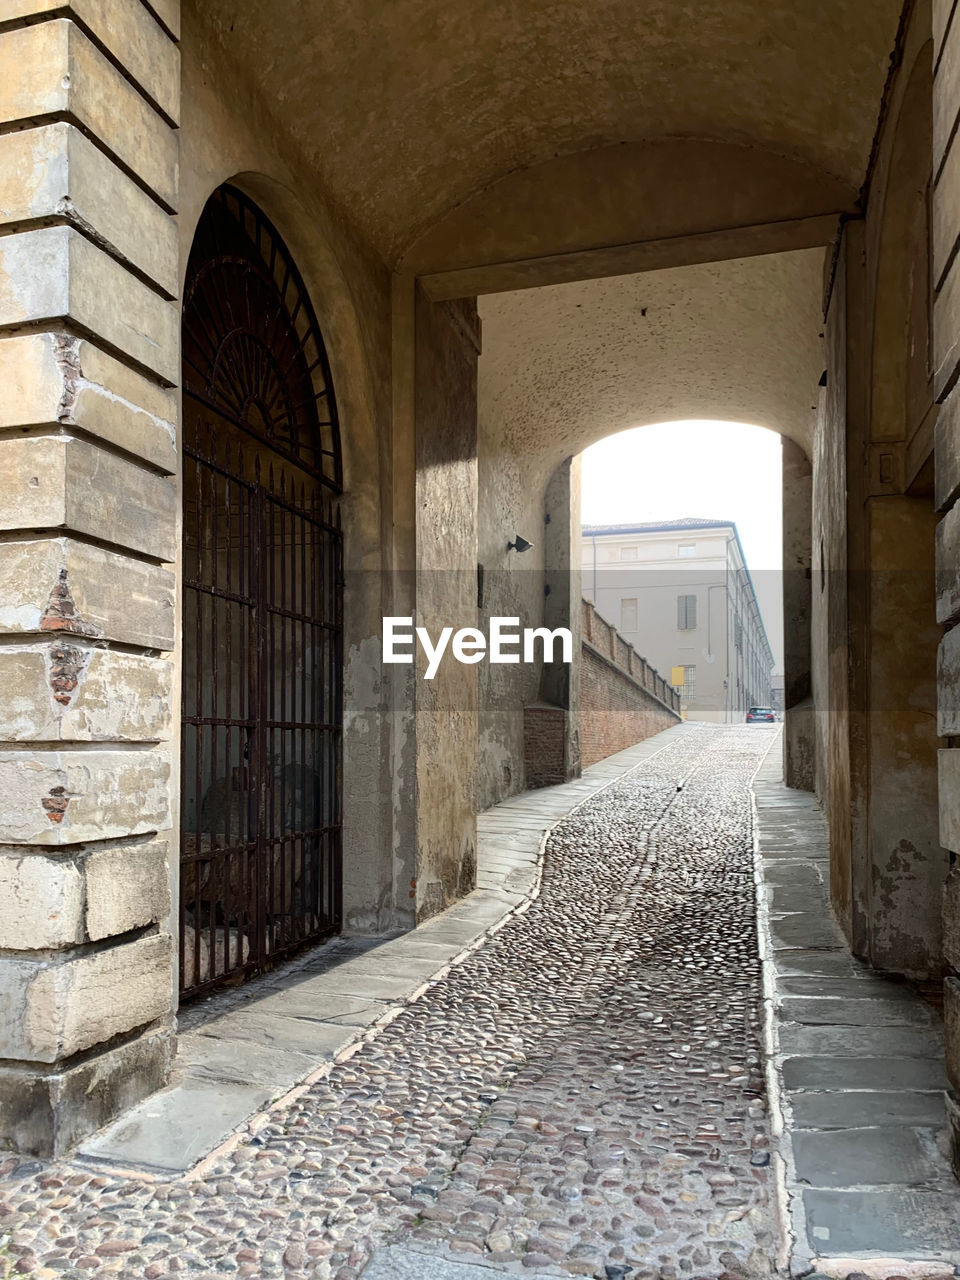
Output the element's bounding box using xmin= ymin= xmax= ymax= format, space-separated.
xmin=524 ymin=705 xmax=567 ymax=788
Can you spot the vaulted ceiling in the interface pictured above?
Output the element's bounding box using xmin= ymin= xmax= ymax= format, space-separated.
xmin=478 ymin=249 xmax=825 ymax=467
xmin=192 ymin=0 xmax=901 ymax=279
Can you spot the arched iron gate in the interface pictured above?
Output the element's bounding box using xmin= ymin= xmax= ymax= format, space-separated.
xmin=179 ymin=185 xmax=343 ymax=998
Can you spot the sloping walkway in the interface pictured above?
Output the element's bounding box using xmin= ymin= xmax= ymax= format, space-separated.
xmin=753 ymin=744 xmax=960 ymax=1275
xmin=9 ymin=724 xmax=959 ymax=1280
xmin=75 ymin=725 xmax=695 ymax=1176
xmin=4 ymin=722 xmax=781 ymax=1280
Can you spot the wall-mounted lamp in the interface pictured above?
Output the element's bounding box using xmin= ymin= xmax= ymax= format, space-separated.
xmin=507 ymin=535 xmax=534 ymax=554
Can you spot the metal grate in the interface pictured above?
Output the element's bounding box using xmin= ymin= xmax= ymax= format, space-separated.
xmin=179 ymin=186 xmax=343 ymax=999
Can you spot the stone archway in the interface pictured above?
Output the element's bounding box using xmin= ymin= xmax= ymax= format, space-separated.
xmin=179 ymin=185 xmax=344 ymax=996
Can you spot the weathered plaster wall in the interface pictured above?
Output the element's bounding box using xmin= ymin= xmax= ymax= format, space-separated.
xmin=475 ymin=453 xmax=584 ymax=810
xmin=866 ymin=497 xmax=942 ymax=974
xmin=479 ymin=254 xmax=825 ymax=473
xmin=187 ymin=0 xmax=900 ymax=272
xmin=783 ymin=438 xmax=815 ymax=790
xmin=852 ymin=15 xmax=943 ymax=979
xmin=476 ymin=448 xmax=548 ymax=810
xmin=813 ymin=236 xmax=853 ymax=943
xmin=933 ymin=0 xmax=960 ymax=1170
xmin=817 ymin=6 xmax=944 ymax=981
xmin=541 ymin=458 xmax=583 ymax=783
xmin=179 ymin=9 xmax=400 ymax=935
xmin=414 ymin=291 xmax=480 ymax=918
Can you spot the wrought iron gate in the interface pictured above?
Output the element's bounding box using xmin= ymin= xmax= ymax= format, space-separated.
xmin=179 ymin=186 xmax=343 ymax=998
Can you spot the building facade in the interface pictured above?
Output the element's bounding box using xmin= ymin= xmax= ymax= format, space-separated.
xmin=582 ymin=520 xmax=775 ymax=722
xmin=0 ymin=0 xmax=959 ymax=1174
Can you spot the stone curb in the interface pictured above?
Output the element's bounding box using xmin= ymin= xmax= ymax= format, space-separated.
xmin=749 ymin=729 xmax=800 ymax=1277
xmin=750 ymin=740 xmax=958 ymax=1280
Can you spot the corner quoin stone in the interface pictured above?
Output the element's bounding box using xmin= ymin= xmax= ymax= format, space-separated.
xmin=0 ymin=839 xmax=169 ymax=950
xmin=946 ymin=976 xmax=960 ymax=1095
xmin=0 ymin=537 xmax=175 ymax=650
xmin=0 ymin=750 xmax=170 ymax=846
xmin=0 ymin=226 xmax=179 ymax=384
xmin=0 ymin=20 xmax=178 ymax=211
xmin=85 ymin=838 xmax=170 ymax=942
xmin=945 ymin=866 xmax=960 ymax=973
xmin=0 ymin=1024 xmax=172 ymax=1159
xmin=0 ymin=333 xmax=177 ymax=475
xmin=0 ymin=435 xmax=177 ymax=562
xmin=0 ymin=932 xmax=173 ymax=1064
xmin=937 ymin=501 xmax=960 ymax=624
xmin=0 ymin=123 xmax=178 ymax=296
xmin=939 ymin=749 xmax=960 ymax=851
xmin=0 ymin=0 xmax=180 ymax=125
xmin=0 ymin=853 xmax=84 ymax=950
xmin=938 ymin=630 xmax=960 ymax=735
xmin=0 ymin=646 xmax=172 ymax=744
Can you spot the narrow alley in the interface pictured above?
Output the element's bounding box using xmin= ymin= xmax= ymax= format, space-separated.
xmin=3 ymin=728 xmax=783 ymax=1280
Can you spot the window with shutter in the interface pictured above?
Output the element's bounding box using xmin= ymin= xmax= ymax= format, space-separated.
xmin=677 ymin=594 xmax=697 ymax=630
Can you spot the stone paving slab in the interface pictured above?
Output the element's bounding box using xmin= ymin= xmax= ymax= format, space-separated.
xmin=778 ymin=1022 xmax=943 ymax=1058
xmin=778 ymin=975 xmax=921 ymax=998
xmin=79 ymin=1079 xmax=274 ymax=1176
xmin=792 ymin=1126 xmax=942 ymax=1187
xmin=405 ymin=921 xmax=489 ymax=947
xmin=185 ymin=1008 xmax=360 ymax=1057
xmin=753 ymin=738 xmax=958 ymax=1271
xmin=772 ymin=949 xmax=864 ymax=977
xmin=176 ymin=1030 xmax=321 ymax=1088
xmin=767 ymin=912 xmax=848 ymax=950
xmin=293 ymin=951 xmax=446 ymax=980
xmin=789 ymin=1090 xmax=948 ymax=1130
xmin=74 ymin=722 xmax=696 ymax=1175
xmin=780 ymin=995 xmax=938 ymax=1026
xmin=781 ymin=1054 xmax=949 ymax=1092
xmin=803 ymin=1188 xmax=960 ymax=1257
xmin=360 ymin=1245 xmax=526 ymax=1278
xmin=252 ymin=988 xmax=392 ymax=1026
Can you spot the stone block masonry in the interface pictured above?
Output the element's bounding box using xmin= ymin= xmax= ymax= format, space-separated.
xmin=0 ymin=0 xmax=180 ymax=1155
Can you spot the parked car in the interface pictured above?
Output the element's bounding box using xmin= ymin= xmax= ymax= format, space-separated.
xmin=746 ymin=706 xmax=776 ymax=723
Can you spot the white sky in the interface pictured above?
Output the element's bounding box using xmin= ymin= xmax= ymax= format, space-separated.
xmin=580 ymin=420 xmax=784 ymax=672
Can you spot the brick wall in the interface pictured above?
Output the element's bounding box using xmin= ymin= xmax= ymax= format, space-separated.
xmin=579 ymin=601 xmax=681 ymax=770
xmin=524 ymin=705 xmax=568 ymax=788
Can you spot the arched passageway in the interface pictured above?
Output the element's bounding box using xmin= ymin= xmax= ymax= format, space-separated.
xmin=471 ymin=250 xmax=822 ymax=810
xmin=179 ymin=186 xmax=344 ymax=996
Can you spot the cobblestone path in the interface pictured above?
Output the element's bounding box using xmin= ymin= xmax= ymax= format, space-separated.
xmin=2 ymin=726 xmax=778 ymax=1280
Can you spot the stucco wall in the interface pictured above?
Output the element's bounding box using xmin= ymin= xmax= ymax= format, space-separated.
xmin=475 ymin=449 xmax=548 ymax=810
xmin=179 ymin=9 xmax=400 ymax=936
xmin=413 ymin=291 xmax=480 ymax=918
xmin=782 ymin=438 xmax=814 ymax=790
xmin=814 ymin=233 xmax=854 ymax=947
xmin=815 ymin=5 xmax=945 ymax=980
